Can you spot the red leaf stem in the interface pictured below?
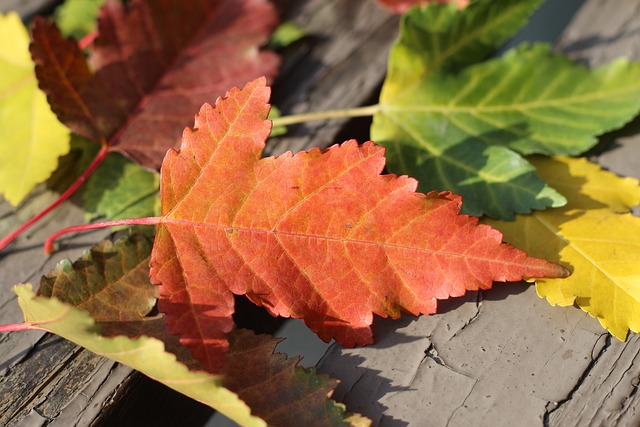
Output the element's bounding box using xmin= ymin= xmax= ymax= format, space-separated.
xmin=44 ymin=216 xmax=162 ymax=254
xmin=0 ymin=144 xmax=110 ymax=253
xmin=0 ymin=322 xmax=46 ymax=333
xmin=78 ymin=31 xmax=97 ymax=50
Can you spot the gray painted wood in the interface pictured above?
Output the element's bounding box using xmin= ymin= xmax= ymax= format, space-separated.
xmin=316 ymin=1 xmax=640 ymax=426
xmin=0 ymin=0 xmax=61 ymax=20
xmin=1 ymin=0 xmax=638 ymax=425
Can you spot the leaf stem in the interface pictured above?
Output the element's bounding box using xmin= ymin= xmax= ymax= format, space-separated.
xmin=0 ymin=322 xmax=45 ymax=333
xmin=0 ymin=144 xmax=110 ymax=253
xmin=78 ymin=31 xmax=98 ymax=50
xmin=44 ymin=216 xmax=162 ymax=254
xmin=271 ymin=104 xmax=381 ymax=127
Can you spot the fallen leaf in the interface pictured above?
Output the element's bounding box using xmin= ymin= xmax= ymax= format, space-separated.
xmin=0 ymin=12 xmax=69 ymax=206
xmin=372 ymin=0 xmax=640 ymax=218
xmin=30 ymin=0 xmax=280 ymax=169
xmin=18 ymin=233 xmax=370 ymax=426
xmin=149 ymin=77 xmax=568 ymax=372
xmin=104 ymin=317 xmax=370 ymax=426
xmin=223 ymin=329 xmax=370 ymax=426
xmin=13 ymin=284 xmax=264 ymax=427
xmin=84 ymin=151 xmax=160 ymax=221
xmin=38 ymin=234 xmax=157 ymax=321
xmin=54 ymin=0 xmax=105 ymax=39
xmin=486 ymin=156 xmax=640 ymax=340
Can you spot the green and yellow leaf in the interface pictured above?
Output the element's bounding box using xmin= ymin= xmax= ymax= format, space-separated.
xmin=19 ymin=233 xmax=369 ymax=426
xmin=14 ymin=284 xmax=263 ymax=427
xmin=373 ymin=0 xmax=640 ymax=218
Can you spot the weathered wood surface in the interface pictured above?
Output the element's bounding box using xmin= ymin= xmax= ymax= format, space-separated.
xmin=0 ymin=1 xmax=397 ymax=425
xmin=317 ymin=1 xmax=640 ymax=426
xmin=1 ymin=0 xmax=638 ymax=426
xmin=0 ymin=0 xmax=61 ymax=20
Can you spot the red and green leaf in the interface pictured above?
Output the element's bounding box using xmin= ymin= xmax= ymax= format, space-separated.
xmin=150 ymin=77 xmax=568 ymax=372
xmin=38 ymin=234 xmax=157 ymax=321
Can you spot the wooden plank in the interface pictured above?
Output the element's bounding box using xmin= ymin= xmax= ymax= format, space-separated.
xmin=268 ymin=0 xmax=398 ymax=157
xmin=316 ymin=0 xmax=640 ymax=426
xmin=0 ymin=0 xmax=62 ymax=20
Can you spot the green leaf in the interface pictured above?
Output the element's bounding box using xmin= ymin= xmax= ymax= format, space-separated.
xmin=14 ymin=284 xmax=264 ymax=427
xmin=268 ymin=21 xmax=306 ymax=50
xmin=38 ymin=234 xmax=157 ymax=321
xmin=383 ymin=0 xmax=544 ymax=95
xmin=84 ymin=151 xmax=160 ymax=221
xmin=54 ymin=0 xmax=105 ymax=39
xmin=0 ymin=12 xmax=69 ymax=205
xmin=373 ymin=2 xmax=640 ymax=218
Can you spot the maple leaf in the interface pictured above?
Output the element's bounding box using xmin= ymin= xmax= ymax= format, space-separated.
xmin=149 ymin=77 xmax=568 ymax=372
xmin=0 ymin=12 xmax=69 ymax=206
xmin=11 ymin=284 xmax=262 ymax=427
xmin=371 ymin=0 xmax=640 ymax=218
xmin=9 ymin=234 xmax=370 ymax=426
xmin=38 ymin=234 xmax=157 ymax=321
xmin=30 ymin=0 xmax=280 ymax=169
xmin=485 ymin=156 xmax=640 ymax=340
xmin=378 ymin=0 xmax=469 ymax=14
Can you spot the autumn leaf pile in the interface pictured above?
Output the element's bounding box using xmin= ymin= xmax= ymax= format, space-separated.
xmin=1 ymin=0 xmax=640 ymax=425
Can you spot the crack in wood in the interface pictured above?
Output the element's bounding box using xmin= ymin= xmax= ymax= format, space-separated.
xmin=543 ymin=333 xmax=611 ymax=426
xmin=445 ymin=383 xmax=476 ymax=427
xmin=448 ymin=291 xmax=483 ymax=341
xmin=423 ymin=341 xmax=479 ymax=384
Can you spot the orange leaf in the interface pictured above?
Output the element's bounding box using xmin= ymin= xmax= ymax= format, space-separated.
xmin=149 ymin=78 xmax=568 ymax=372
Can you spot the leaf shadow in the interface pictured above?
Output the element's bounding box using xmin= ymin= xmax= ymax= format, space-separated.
xmin=45 ymin=135 xmax=98 ymax=207
xmin=586 ymin=114 xmax=640 ymax=156
xmin=481 ymin=281 xmax=531 ymax=302
xmin=318 ymin=349 xmax=409 ymax=427
xmin=402 ymin=123 xmax=564 ymax=219
xmin=556 ymin=25 xmax=640 ymax=66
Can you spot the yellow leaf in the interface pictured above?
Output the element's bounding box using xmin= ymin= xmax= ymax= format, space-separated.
xmin=0 ymin=12 xmax=69 ymax=205
xmin=486 ymin=156 xmax=640 ymax=340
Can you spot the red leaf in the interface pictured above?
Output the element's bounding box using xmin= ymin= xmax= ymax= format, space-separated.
xmin=30 ymin=0 xmax=279 ymax=169
xmin=378 ymin=0 xmax=469 ymax=13
xmin=149 ymin=78 xmax=569 ymax=372
xmin=103 ymin=319 xmax=364 ymax=425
